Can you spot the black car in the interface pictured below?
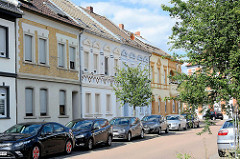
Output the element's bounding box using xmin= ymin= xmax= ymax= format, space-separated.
xmin=203 ymin=110 xmax=224 ymax=120
xmin=181 ymin=114 xmax=200 ymax=128
xmin=0 ymin=122 xmax=74 ymax=159
xmin=141 ymin=115 xmax=169 ymax=134
xmin=110 ymin=117 xmax=144 ymax=141
xmin=66 ymin=118 xmax=113 ymax=150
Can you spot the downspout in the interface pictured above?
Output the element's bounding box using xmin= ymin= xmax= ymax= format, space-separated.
xmin=79 ymin=30 xmax=83 ymax=118
xmin=15 ymin=18 xmax=19 ymax=124
xmin=149 ymin=52 xmax=152 ymax=115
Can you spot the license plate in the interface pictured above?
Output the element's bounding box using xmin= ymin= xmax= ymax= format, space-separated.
xmin=0 ymin=151 xmax=7 ymax=156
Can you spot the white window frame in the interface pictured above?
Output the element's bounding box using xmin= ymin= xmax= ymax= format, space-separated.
xmin=69 ymin=45 xmax=76 ymax=70
xmin=57 ymin=42 xmax=66 ymax=68
xmin=85 ymin=93 xmax=91 ymax=114
xmin=0 ymin=25 xmax=8 ymax=58
xmin=105 ymin=56 xmax=109 ymax=75
xmin=106 ymin=94 xmax=111 ymax=113
xmin=84 ymin=51 xmax=89 ymax=72
xmin=93 ymin=53 xmax=98 ymax=74
xmin=25 ymin=88 xmax=34 ymax=116
xmin=38 ymin=37 xmax=48 ymax=65
xmin=95 ymin=93 xmax=100 ymax=113
xmin=59 ymin=90 xmax=66 ymax=116
xmin=40 ymin=89 xmax=48 ymax=116
xmin=0 ymin=87 xmax=9 ymax=118
xmin=24 ymin=33 xmax=35 ymax=63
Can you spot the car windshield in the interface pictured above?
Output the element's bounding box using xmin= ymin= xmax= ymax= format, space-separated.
xmin=142 ymin=116 xmax=159 ymax=122
xmin=110 ymin=118 xmax=130 ymax=125
xmin=66 ymin=120 xmax=93 ymax=131
xmin=166 ymin=116 xmax=179 ymax=120
xmin=222 ymin=121 xmax=233 ymax=128
xmin=4 ymin=124 xmax=42 ymax=136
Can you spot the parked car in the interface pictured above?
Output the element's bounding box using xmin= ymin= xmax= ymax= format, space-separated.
xmin=0 ymin=122 xmax=74 ymax=159
xmin=217 ymin=119 xmax=235 ymax=157
xmin=181 ymin=113 xmax=200 ymax=128
xmin=203 ymin=110 xmax=223 ymax=120
xmin=66 ymin=118 xmax=113 ymax=150
xmin=166 ymin=114 xmax=187 ymax=131
xmin=141 ymin=115 xmax=169 ymax=134
xmin=110 ymin=117 xmax=144 ymax=141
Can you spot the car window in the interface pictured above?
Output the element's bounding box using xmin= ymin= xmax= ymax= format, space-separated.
xmin=93 ymin=121 xmax=101 ymax=130
xmin=5 ymin=124 xmax=41 ymax=136
xmin=223 ymin=121 xmax=233 ymax=128
xmin=99 ymin=120 xmax=109 ymax=128
xmin=130 ymin=118 xmax=137 ymax=125
xmin=53 ymin=124 xmax=65 ymax=133
xmin=142 ymin=116 xmax=159 ymax=122
xmin=110 ymin=118 xmax=130 ymax=125
xmin=166 ymin=116 xmax=179 ymax=120
xmin=41 ymin=124 xmax=53 ymax=135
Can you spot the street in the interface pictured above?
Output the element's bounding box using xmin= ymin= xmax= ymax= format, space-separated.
xmin=47 ymin=120 xmax=224 ymax=159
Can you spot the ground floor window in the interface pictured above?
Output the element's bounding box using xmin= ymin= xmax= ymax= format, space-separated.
xmin=59 ymin=90 xmax=66 ymax=115
xmin=25 ymin=88 xmax=34 ymax=116
xmin=0 ymin=87 xmax=9 ymax=118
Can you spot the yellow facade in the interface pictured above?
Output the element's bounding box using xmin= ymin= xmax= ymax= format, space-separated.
xmin=150 ymin=52 xmax=182 ymax=116
xmin=18 ymin=18 xmax=79 ymax=80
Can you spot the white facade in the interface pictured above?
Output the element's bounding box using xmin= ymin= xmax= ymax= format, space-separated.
xmin=0 ymin=17 xmax=17 ymax=132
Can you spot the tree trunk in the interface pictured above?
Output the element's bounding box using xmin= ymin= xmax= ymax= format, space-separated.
xmin=133 ymin=106 xmax=136 ymax=117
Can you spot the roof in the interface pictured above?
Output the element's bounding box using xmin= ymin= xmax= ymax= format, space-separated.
xmin=50 ymin=0 xmax=119 ymax=42
xmin=0 ymin=0 xmax=23 ymax=17
xmin=19 ymin=0 xmax=82 ymax=29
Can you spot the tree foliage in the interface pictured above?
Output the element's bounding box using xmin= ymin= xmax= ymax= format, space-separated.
xmin=112 ymin=64 xmax=152 ymax=116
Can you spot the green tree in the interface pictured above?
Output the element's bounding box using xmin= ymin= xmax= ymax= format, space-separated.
xmin=112 ymin=64 xmax=152 ymax=116
xmin=162 ymin=0 xmax=240 ymax=138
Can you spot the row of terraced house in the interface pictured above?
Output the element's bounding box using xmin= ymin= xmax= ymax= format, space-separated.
xmin=0 ymin=0 xmax=182 ymax=132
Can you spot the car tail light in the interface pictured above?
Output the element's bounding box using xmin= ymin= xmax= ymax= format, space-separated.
xmin=218 ymin=130 xmax=229 ymax=136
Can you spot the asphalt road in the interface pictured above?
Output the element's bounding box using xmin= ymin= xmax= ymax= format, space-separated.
xmin=48 ymin=120 xmax=225 ymax=159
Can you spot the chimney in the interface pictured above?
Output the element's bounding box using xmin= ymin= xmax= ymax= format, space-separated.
xmin=135 ymin=31 xmax=140 ymax=36
xmin=119 ymin=24 xmax=124 ymax=30
xmin=86 ymin=6 xmax=93 ymax=13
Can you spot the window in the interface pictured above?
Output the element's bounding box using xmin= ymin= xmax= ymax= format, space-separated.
xmin=0 ymin=26 xmax=8 ymax=58
xmin=59 ymin=90 xmax=66 ymax=115
xmin=95 ymin=94 xmax=100 ymax=113
xmin=165 ymin=101 xmax=167 ymax=113
xmin=58 ymin=43 xmax=65 ymax=67
xmin=84 ymin=51 xmax=89 ymax=71
xmin=172 ymin=100 xmax=175 ymax=113
xmin=105 ymin=57 xmax=109 ymax=75
xmin=0 ymin=87 xmax=8 ymax=118
xmin=40 ymin=89 xmax=48 ymax=116
xmin=158 ymin=99 xmax=161 ymax=113
xmin=106 ymin=94 xmax=111 ymax=113
xmin=93 ymin=54 xmax=98 ymax=73
xmin=39 ymin=38 xmax=47 ymax=64
xmin=157 ymin=68 xmax=160 ymax=83
xmin=24 ymin=34 xmax=33 ymax=62
xmin=25 ymin=88 xmax=34 ymax=116
xmin=114 ymin=59 xmax=118 ymax=76
xmin=85 ymin=93 xmax=91 ymax=114
xmin=69 ymin=46 xmax=75 ymax=69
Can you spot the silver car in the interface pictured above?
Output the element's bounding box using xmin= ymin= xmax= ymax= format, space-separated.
xmin=217 ymin=120 xmax=236 ymax=157
xmin=166 ymin=114 xmax=187 ymax=130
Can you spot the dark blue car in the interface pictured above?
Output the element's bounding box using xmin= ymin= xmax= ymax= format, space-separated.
xmin=0 ymin=122 xmax=74 ymax=159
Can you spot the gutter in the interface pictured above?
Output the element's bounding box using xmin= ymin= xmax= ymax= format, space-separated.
xmin=79 ymin=30 xmax=83 ymax=118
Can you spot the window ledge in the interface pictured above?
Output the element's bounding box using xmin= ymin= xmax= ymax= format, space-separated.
xmin=24 ymin=116 xmax=37 ymax=119
xmin=0 ymin=117 xmax=10 ymax=119
xmin=39 ymin=116 xmax=51 ymax=119
xmin=23 ymin=61 xmax=36 ymax=65
xmin=106 ymin=113 xmax=113 ymax=116
xmin=57 ymin=67 xmax=68 ymax=71
xmin=0 ymin=57 xmax=10 ymax=59
xmin=69 ymin=69 xmax=78 ymax=72
xmin=37 ymin=64 xmax=50 ymax=68
xmin=58 ymin=115 xmax=69 ymax=118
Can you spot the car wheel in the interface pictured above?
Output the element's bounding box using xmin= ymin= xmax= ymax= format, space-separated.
xmin=165 ymin=126 xmax=169 ymax=134
xmin=158 ymin=127 xmax=161 ymax=135
xmin=87 ymin=138 xmax=93 ymax=150
xmin=221 ymin=117 xmax=223 ymax=120
xmin=184 ymin=124 xmax=187 ymax=130
xmin=178 ymin=124 xmax=181 ymax=131
xmin=65 ymin=140 xmax=73 ymax=155
xmin=106 ymin=135 xmax=112 ymax=146
xmin=218 ymin=150 xmax=225 ymax=157
xmin=31 ymin=145 xmax=41 ymax=159
xmin=197 ymin=123 xmax=200 ymax=128
xmin=127 ymin=132 xmax=132 ymax=142
xmin=140 ymin=129 xmax=144 ymax=139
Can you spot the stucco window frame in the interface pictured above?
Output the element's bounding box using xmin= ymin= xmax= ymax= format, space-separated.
xmin=57 ymin=42 xmax=67 ymax=69
xmin=0 ymin=25 xmax=9 ymax=59
xmin=23 ymin=32 xmax=35 ymax=64
xmin=38 ymin=36 xmax=49 ymax=66
xmin=0 ymin=86 xmax=10 ymax=119
xmin=93 ymin=52 xmax=99 ymax=74
xmin=83 ymin=48 xmax=90 ymax=73
xmin=39 ymin=88 xmax=49 ymax=117
xmin=24 ymin=87 xmax=36 ymax=118
xmin=59 ymin=89 xmax=67 ymax=117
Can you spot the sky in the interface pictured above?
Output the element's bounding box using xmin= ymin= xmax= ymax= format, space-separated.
xmin=70 ymin=0 xmax=188 ymax=73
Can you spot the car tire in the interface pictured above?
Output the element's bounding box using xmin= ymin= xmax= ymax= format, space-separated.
xmin=178 ymin=124 xmax=181 ymax=131
xmin=218 ymin=150 xmax=225 ymax=157
xmin=65 ymin=140 xmax=73 ymax=155
xmin=197 ymin=123 xmax=200 ymax=128
xmin=140 ymin=129 xmax=144 ymax=139
xmin=31 ymin=145 xmax=41 ymax=159
xmin=87 ymin=138 xmax=93 ymax=150
xmin=106 ymin=135 xmax=112 ymax=146
xmin=221 ymin=117 xmax=223 ymax=120
xmin=165 ymin=126 xmax=169 ymax=134
xmin=158 ymin=127 xmax=161 ymax=135
xmin=127 ymin=132 xmax=132 ymax=142
xmin=184 ymin=124 xmax=187 ymax=130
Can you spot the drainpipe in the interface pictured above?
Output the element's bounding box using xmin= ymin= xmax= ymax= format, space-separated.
xmin=149 ymin=52 xmax=152 ymax=115
xmin=79 ymin=30 xmax=83 ymax=118
xmin=15 ymin=18 xmax=19 ymax=124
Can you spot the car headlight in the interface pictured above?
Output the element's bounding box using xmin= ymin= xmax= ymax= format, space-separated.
xmin=75 ymin=134 xmax=86 ymax=139
xmin=14 ymin=142 xmax=24 ymax=148
xmin=118 ymin=129 xmax=125 ymax=133
xmin=0 ymin=143 xmax=12 ymax=148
